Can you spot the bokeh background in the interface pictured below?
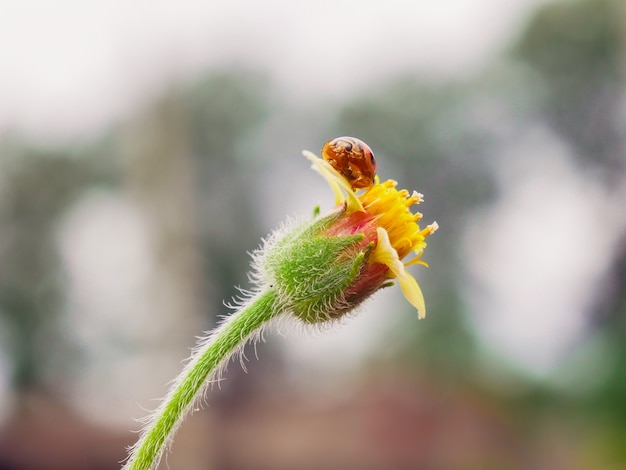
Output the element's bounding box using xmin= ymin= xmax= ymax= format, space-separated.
xmin=1 ymin=0 xmax=625 ymax=468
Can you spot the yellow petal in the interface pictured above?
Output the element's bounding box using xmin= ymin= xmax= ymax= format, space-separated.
xmin=303 ymin=150 xmax=364 ymax=213
xmin=372 ymin=227 xmax=427 ymax=319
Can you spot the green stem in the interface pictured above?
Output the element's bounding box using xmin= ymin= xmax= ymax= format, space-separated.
xmin=123 ymin=289 xmax=281 ymax=470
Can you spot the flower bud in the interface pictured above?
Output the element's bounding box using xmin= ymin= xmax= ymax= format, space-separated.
xmin=257 ymin=149 xmax=438 ymax=322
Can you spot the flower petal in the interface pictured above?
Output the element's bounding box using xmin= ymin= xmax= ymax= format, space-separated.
xmin=372 ymin=227 xmax=427 ymax=319
xmin=303 ymin=150 xmax=364 ymax=213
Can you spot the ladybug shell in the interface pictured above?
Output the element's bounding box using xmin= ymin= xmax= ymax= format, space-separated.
xmin=321 ymin=136 xmax=377 ymax=190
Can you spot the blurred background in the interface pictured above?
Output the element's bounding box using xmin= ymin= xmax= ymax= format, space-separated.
xmin=0 ymin=0 xmax=625 ymax=468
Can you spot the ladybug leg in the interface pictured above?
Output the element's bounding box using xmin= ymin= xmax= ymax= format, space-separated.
xmin=349 ymin=174 xmax=373 ymax=190
xmin=348 ymin=161 xmax=376 ymax=189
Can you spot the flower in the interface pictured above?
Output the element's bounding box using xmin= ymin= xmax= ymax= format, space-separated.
xmin=123 ymin=141 xmax=439 ymax=470
xmin=260 ymin=149 xmax=438 ymax=322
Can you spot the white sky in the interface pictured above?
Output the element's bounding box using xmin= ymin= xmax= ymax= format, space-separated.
xmin=464 ymin=130 xmax=625 ymax=376
xmin=0 ymin=0 xmax=549 ymax=140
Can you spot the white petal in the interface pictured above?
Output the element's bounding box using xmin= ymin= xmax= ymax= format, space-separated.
xmin=303 ymin=150 xmax=364 ymax=212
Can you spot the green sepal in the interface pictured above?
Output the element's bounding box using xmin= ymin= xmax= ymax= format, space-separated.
xmin=264 ymin=207 xmax=370 ymax=324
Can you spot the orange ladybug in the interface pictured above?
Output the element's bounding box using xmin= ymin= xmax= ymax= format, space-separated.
xmin=321 ymin=136 xmax=377 ymax=190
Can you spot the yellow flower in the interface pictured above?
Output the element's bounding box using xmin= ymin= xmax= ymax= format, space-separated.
xmin=303 ymin=150 xmax=438 ymax=318
xmin=123 ymin=141 xmax=440 ymax=470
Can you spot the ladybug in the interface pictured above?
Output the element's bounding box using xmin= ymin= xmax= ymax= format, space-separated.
xmin=321 ymin=136 xmax=377 ymax=190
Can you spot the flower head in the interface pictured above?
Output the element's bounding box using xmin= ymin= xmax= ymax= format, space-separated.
xmin=260 ymin=144 xmax=437 ymax=322
xmin=306 ymin=149 xmax=437 ymax=318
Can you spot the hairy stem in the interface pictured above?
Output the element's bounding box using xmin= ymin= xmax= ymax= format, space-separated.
xmin=123 ymin=289 xmax=281 ymax=470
